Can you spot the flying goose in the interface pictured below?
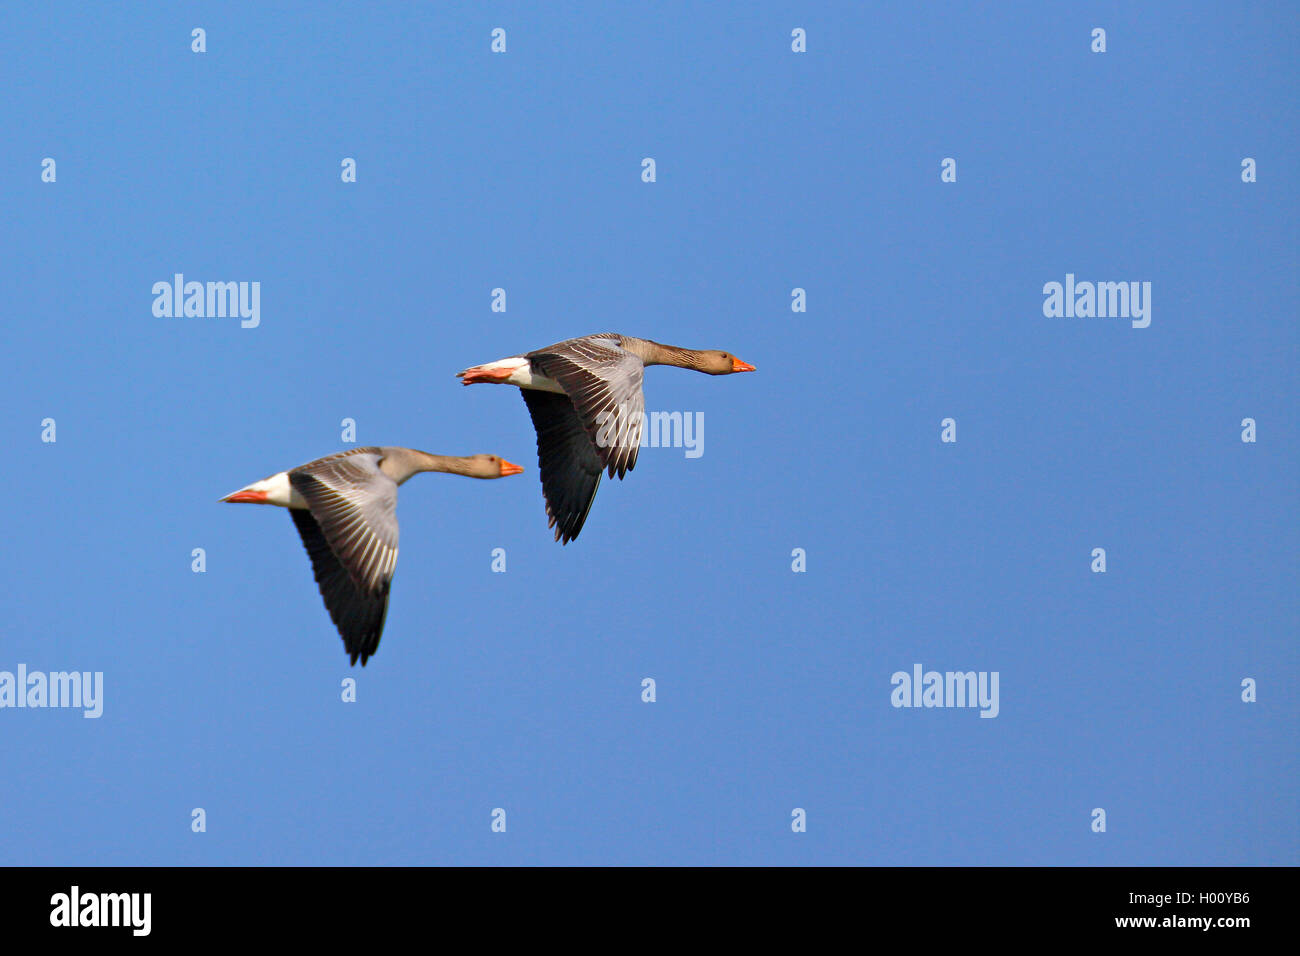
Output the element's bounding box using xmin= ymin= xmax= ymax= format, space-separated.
xmin=458 ymin=333 xmax=754 ymax=544
xmin=221 ymin=447 xmax=524 ymax=665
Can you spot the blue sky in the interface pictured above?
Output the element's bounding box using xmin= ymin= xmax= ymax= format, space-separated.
xmin=1 ymin=1 xmax=1295 ymax=865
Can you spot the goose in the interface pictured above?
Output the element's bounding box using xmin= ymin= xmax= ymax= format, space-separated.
xmin=221 ymin=447 xmax=524 ymax=665
xmin=458 ymin=333 xmax=754 ymax=544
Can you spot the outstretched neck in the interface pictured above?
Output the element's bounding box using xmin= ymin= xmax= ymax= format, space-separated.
xmin=624 ymin=337 xmax=709 ymax=370
xmin=379 ymin=449 xmax=475 ymax=483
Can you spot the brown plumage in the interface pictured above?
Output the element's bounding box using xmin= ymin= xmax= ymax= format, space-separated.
xmin=221 ymin=447 xmax=524 ymax=665
xmin=459 ymin=334 xmax=755 ymax=544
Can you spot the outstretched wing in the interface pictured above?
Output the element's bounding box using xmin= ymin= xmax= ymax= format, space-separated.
xmin=526 ymin=334 xmax=645 ymax=480
xmin=287 ymin=449 xmax=400 ymax=665
xmin=521 ymin=390 xmax=604 ymax=544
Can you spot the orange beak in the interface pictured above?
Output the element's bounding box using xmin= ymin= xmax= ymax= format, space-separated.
xmin=731 ymin=356 xmax=756 ymax=373
xmin=499 ymin=459 xmax=525 ymax=477
xmin=221 ymin=489 xmax=270 ymax=503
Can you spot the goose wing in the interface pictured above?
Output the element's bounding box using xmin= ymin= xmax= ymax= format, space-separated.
xmin=525 ymin=333 xmax=645 ymax=480
xmin=287 ymin=448 xmax=400 ymax=665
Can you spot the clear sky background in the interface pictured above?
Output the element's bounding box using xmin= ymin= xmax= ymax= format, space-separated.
xmin=1 ymin=2 xmax=1295 ymax=865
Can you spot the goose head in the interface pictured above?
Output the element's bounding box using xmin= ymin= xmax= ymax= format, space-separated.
xmin=698 ymin=350 xmax=756 ymax=375
xmin=466 ymin=454 xmax=525 ymax=478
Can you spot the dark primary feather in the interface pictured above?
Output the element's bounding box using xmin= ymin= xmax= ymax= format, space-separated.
xmin=522 ymin=390 xmax=604 ymax=544
xmin=290 ymin=508 xmax=389 ymax=665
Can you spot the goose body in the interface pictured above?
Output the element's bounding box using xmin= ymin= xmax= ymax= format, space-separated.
xmin=222 ymin=446 xmax=523 ymax=665
xmin=458 ymin=333 xmax=754 ymax=544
